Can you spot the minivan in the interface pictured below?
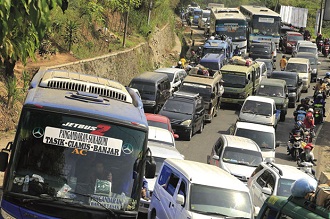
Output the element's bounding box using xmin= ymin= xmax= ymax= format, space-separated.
xmin=270 ymin=71 xmax=303 ymax=108
xmin=199 ymin=53 xmax=226 ymax=71
xmin=154 ymin=68 xmax=187 ymax=94
xmin=232 ymin=121 xmax=280 ymax=162
xmin=286 ymin=57 xmax=311 ymax=92
xmin=129 ymin=72 xmax=171 ymax=113
xmin=148 ymin=158 xmax=254 ymax=219
xmin=249 ymin=42 xmax=276 ymax=62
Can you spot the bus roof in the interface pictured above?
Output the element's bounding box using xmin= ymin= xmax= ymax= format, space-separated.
xmin=212 ymin=8 xmax=246 ymax=20
xmin=221 ymin=62 xmax=259 ymax=74
xmin=240 ymin=5 xmax=280 ymax=17
xmin=26 ymin=68 xmax=148 ymax=129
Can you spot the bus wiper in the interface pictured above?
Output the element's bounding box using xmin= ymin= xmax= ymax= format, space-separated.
xmin=69 ymin=191 xmax=117 ymax=218
xmin=22 ymin=194 xmax=84 ymax=206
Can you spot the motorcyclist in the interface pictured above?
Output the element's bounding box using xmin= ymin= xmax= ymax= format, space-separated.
xmin=233 ymin=46 xmax=240 ymax=56
xmin=314 ymin=78 xmax=326 ymax=99
xmin=303 ymin=29 xmax=311 ymax=41
xmin=304 ymin=108 xmax=315 ymax=129
xmin=295 ymin=98 xmax=309 ymax=112
xmin=316 ymin=33 xmax=323 ymax=51
xmin=175 ymin=61 xmax=184 ymax=69
xmin=313 ymin=92 xmax=326 ymax=119
xmin=298 ymin=143 xmax=317 ymax=175
xmin=287 ymin=121 xmax=305 ymax=155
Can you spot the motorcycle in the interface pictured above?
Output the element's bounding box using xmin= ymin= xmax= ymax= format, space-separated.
xmin=317 ymin=39 xmax=324 ymax=52
xmin=304 ymin=128 xmax=315 ymax=143
xmin=313 ymin=103 xmax=324 ymax=124
xmin=288 ymin=132 xmax=304 ymax=161
xmin=323 ymin=43 xmax=330 ymax=57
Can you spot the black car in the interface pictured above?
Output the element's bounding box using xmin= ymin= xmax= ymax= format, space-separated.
xmin=255 ymin=58 xmax=276 ymax=77
xmin=269 ymin=71 xmax=303 ymax=108
xmin=159 ymin=91 xmax=205 ymax=141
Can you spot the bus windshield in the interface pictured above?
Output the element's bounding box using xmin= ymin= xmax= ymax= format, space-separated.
xmin=222 ymin=72 xmax=246 ymax=88
xmin=215 ymin=19 xmax=247 ymax=40
xmin=8 ymin=108 xmax=146 ymax=211
xmin=252 ymin=15 xmax=280 ymax=36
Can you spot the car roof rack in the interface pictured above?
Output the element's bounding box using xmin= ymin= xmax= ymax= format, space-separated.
xmin=266 ymin=162 xmax=283 ymax=176
xmin=173 ymin=91 xmax=200 ymax=99
xmin=39 ymin=70 xmax=133 ymax=103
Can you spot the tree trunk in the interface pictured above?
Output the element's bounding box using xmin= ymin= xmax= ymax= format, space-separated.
xmin=4 ymin=58 xmax=15 ymax=77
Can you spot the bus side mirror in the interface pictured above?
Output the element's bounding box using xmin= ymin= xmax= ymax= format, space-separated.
xmin=145 ymin=156 xmax=156 ymax=179
xmin=0 ymin=150 xmax=9 ymax=172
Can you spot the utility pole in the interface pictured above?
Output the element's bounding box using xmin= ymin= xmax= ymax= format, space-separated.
xmin=147 ymin=1 xmax=153 ymax=25
xmin=318 ymin=0 xmax=324 ymax=34
xmin=123 ymin=0 xmax=130 ymax=47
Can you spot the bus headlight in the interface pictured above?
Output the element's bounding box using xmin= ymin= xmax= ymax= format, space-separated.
xmin=181 ymin=120 xmax=192 ymax=126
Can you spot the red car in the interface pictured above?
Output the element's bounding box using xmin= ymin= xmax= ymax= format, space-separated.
xmin=145 ymin=113 xmax=179 ymax=139
xmin=281 ymin=31 xmax=304 ymax=54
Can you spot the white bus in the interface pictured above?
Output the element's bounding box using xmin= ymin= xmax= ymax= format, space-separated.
xmin=240 ymin=5 xmax=281 ymax=50
xmin=210 ymin=8 xmax=248 ymax=54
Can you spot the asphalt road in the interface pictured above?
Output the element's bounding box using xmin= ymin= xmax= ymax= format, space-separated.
xmin=175 ymin=25 xmax=330 ymax=167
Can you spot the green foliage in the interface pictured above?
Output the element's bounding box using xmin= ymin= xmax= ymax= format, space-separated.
xmin=22 ymin=70 xmax=31 ymax=92
xmin=0 ymin=0 xmax=67 ymax=76
xmin=64 ymin=20 xmax=80 ymax=51
xmin=5 ymin=76 xmax=19 ymax=109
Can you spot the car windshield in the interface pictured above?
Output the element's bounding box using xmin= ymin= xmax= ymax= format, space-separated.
xmin=242 ymin=100 xmax=272 ymax=116
xmin=180 ymin=83 xmax=212 ymax=102
xmin=156 ymin=72 xmax=174 ymax=81
xmin=288 ymin=35 xmax=304 ymax=41
xmin=194 ymin=10 xmax=202 ymax=16
xmin=286 ymin=63 xmax=307 ymax=72
xmin=271 ymin=76 xmax=296 ymax=87
xmin=222 ymin=72 xmax=246 ymax=88
xmin=250 ymin=44 xmax=271 ymax=54
xmin=215 ymin=19 xmax=247 ymax=40
xmin=277 ymin=178 xmax=295 ymax=197
xmin=147 ymin=121 xmax=169 ymax=131
xmin=235 ymin=128 xmax=275 ymax=150
xmin=8 ymin=109 xmax=146 ymax=211
xmin=190 ymin=184 xmax=252 ymax=218
xmin=129 ymin=82 xmax=155 ymax=97
xmin=257 ymin=84 xmax=285 ymax=97
xmin=222 ymin=147 xmax=262 ymax=167
xmin=162 ymin=99 xmax=194 ymax=115
xmin=296 ymin=56 xmax=316 ymax=65
xmin=252 ymin=16 xmax=281 ymax=36
xmin=298 ymin=47 xmax=316 ymax=54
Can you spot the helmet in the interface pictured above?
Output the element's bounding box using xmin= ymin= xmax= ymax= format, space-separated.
xmin=282 ymin=55 xmax=286 ymax=58
xmin=304 ymin=143 xmax=314 ymax=150
xmin=209 ymin=36 xmax=215 ymax=40
xmin=308 ymin=108 xmax=314 ymax=113
xmin=178 ymin=61 xmax=182 ymax=65
xmin=305 ymin=97 xmax=310 ymax=103
xmin=301 ymin=98 xmax=306 ymax=104
xmin=295 ymin=121 xmax=303 ymax=129
xmin=316 ymin=93 xmax=323 ymax=99
xmin=326 ymin=72 xmax=330 ymax=78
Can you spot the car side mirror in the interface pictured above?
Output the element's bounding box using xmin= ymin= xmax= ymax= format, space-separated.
xmin=211 ymin=92 xmax=215 ymax=99
xmin=0 ymin=150 xmax=9 ymax=172
xmin=262 ymin=187 xmax=272 ymax=195
xmin=313 ymin=159 xmax=317 ymax=162
xmin=275 ymin=141 xmax=280 ymax=148
xmin=145 ymin=148 xmax=156 ymax=179
xmin=254 ymin=206 xmax=261 ymax=216
xmin=245 ymin=79 xmax=249 ymax=85
xmin=176 ymin=194 xmax=185 ymax=205
xmin=318 ymin=62 xmax=321 ymax=65
xmin=286 ymin=93 xmax=288 ymax=98
xmin=174 ymin=133 xmax=179 ymax=139
xmin=212 ymin=154 xmax=220 ymax=160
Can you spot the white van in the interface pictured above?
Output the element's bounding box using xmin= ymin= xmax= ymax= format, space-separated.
xmin=232 ymin=121 xmax=280 ymax=162
xmin=148 ymin=159 xmax=254 ymax=219
xmin=139 ymin=142 xmax=184 ymax=214
xmin=286 ymin=57 xmax=311 ymax=92
xmin=238 ymin=95 xmax=280 ymax=128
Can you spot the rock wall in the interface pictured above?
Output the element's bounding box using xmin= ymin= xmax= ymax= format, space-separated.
xmin=49 ymin=24 xmax=175 ymax=86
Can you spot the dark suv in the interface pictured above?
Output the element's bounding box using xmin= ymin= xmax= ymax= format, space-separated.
xmin=270 ymin=71 xmax=303 ymax=108
xmin=159 ymin=91 xmax=205 ymax=141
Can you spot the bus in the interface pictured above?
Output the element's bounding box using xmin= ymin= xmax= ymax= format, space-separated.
xmin=210 ymin=8 xmax=248 ymax=54
xmin=0 ymin=68 xmax=155 ymax=218
xmin=240 ymin=5 xmax=281 ymax=50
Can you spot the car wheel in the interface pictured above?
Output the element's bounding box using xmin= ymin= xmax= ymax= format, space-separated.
xmin=280 ymin=113 xmax=286 ymax=122
xmin=186 ymin=129 xmax=193 ymax=141
xmin=198 ymin=122 xmax=204 ymax=133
